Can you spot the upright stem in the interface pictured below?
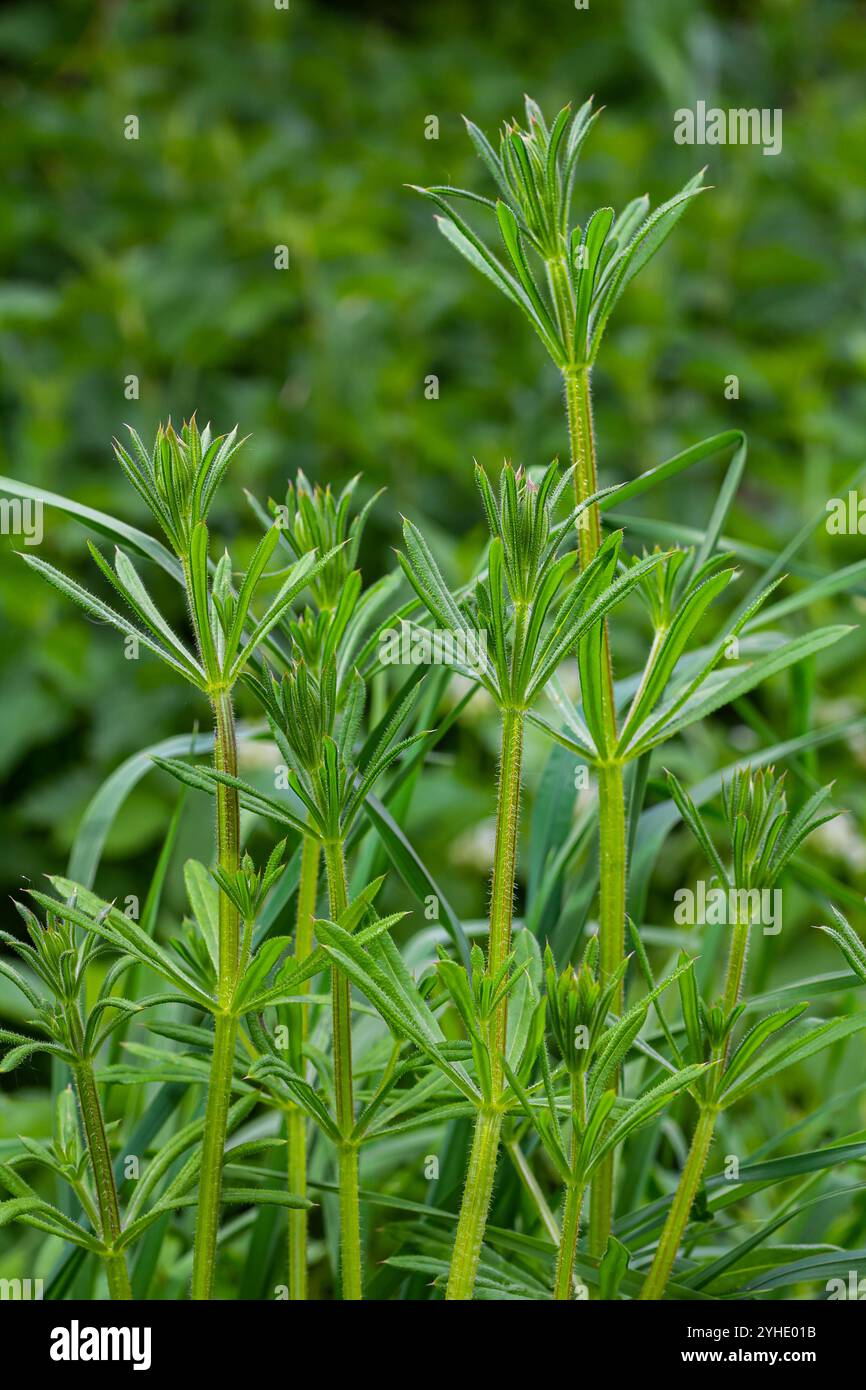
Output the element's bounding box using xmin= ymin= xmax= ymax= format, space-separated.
xmin=445 ymin=1109 xmax=504 ymax=1301
xmin=446 ymin=707 xmax=524 ymax=1300
xmin=563 ymin=366 xmax=604 ymax=567
xmin=562 ymin=363 xmax=624 ymax=1261
xmin=191 ymin=1010 xmax=238 ymax=1300
xmin=286 ymin=833 xmax=320 ymax=1301
xmin=721 ymin=917 xmax=751 ymax=1021
xmin=638 ymin=1105 xmax=716 ymax=1300
xmin=212 ymin=692 xmax=240 ymax=1007
xmin=597 ymin=762 xmax=627 ymax=992
xmin=562 ymin=366 xmax=617 ymax=757
xmin=590 ymin=759 xmax=627 ymax=1258
xmin=322 ymin=837 xmax=362 ymax=1300
xmin=553 ymin=1072 xmax=587 ymax=1300
xmin=639 ymin=912 xmax=750 ymax=1299
xmin=191 ymin=690 xmax=240 ymax=1300
xmin=337 ymin=1141 xmax=362 ymax=1302
xmin=489 ymin=707 xmax=524 ymax=1091
xmin=73 ymin=1058 xmax=131 ymax=1300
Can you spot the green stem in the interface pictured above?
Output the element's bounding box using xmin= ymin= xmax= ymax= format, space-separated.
xmin=191 ymin=690 xmax=241 ymax=1300
xmin=446 ymin=705 xmax=525 ymax=1300
xmin=589 ymin=759 xmax=627 ymax=1258
xmin=563 ymin=364 xmax=624 ymax=1261
xmin=323 ymin=840 xmax=353 ymax=1134
xmin=489 ymin=707 xmax=524 ymax=1092
xmin=322 ymin=837 xmax=362 ymax=1300
xmin=286 ymin=1107 xmax=308 ymax=1300
xmin=722 ymin=917 xmax=751 ymax=1020
xmin=191 ymin=1011 xmax=238 ymax=1300
xmin=638 ymin=1105 xmax=717 ymax=1300
xmin=638 ymin=909 xmax=752 ymax=1300
xmin=562 ymin=365 xmax=615 ymax=735
xmin=73 ymin=1058 xmax=131 ymax=1300
xmin=295 ymin=834 xmax=321 ymax=975
xmin=212 ymin=692 xmax=241 ymax=1007
xmin=547 ymin=254 xmax=575 ymax=352
xmin=597 ymin=762 xmax=627 ymax=992
xmin=104 ymin=1253 xmax=132 ymax=1301
xmin=554 ymin=1179 xmax=586 ymax=1300
xmin=338 ymin=1142 xmax=362 ymax=1302
xmin=445 ymin=1109 xmax=504 ymax=1301
xmin=563 ymin=366 xmax=604 ymax=567
xmin=286 ymin=833 xmax=320 ymax=1301
xmin=553 ymin=1073 xmax=587 ymax=1300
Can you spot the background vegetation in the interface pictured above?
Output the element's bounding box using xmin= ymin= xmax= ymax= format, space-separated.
xmin=2 ymin=0 xmax=865 ymax=1296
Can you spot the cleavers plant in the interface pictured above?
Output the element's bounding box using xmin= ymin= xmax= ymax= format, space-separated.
xmin=19 ymin=419 xmax=336 ymax=1298
xmin=411 ymin=94 xmax=854 ymax=1284
xmin=1 ymin=94 xmax=864 ymax=1305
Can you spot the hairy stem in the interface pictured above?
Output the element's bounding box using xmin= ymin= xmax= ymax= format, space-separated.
xmin=554 ymin=1178 xmax=586 ymax=1301
xmin=489 ymin=707 xmax=524 ymax=1090
xmin=73 ymin=1058 xmax=131 ymax=1300
xmin=322 ymin=837 xmax=362 ymax=1300
xmin=597 ymin=762 xmax=627 ymax=991
xmin=721 ymin=917 xmax=751 ymax=1021
xmin=445 ymin=1109 xmax=504 ymax=1301
xmin=337 ymin=1142 xmax=362 ymax=1302
xmin=191 ymin=1011 xmax=238 ymax=1300
xmin=212 ymin=693 xmax=241 ymax=1006
xmin=638 ymin=1105 xmax=717 ymax=1300
xmin=563 ymin=366 xmax=604 ymax=566
xmin=563 ymin=363 xmax=624 ymax=1261
xmin=446 ymin=707 xmax=525 ymax=1300
xmin=561 ymin=365 xmax=617 ymax=748
xmin=589 ymin=759 xmax=627 ymax=1258
xmin=639 ymin=912 xmax=750 ymax=1299
xmin=286 ymin=833 xmax=320 ymax=1301
xmin=554 ymin=1072 xmax=587 ymax=1300
xmin=191 ymin=690 xmax=240 ymax=1300
xmin=547 ymin=255 xmax=575 ymax=351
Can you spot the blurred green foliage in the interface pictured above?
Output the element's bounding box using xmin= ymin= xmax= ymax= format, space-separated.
xmin=3 ymin=0 xmax=865 ymax=954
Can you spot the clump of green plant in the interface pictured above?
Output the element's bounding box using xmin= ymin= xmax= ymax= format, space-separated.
xmin=396 ymin=457 xmax=665 ymax=1296
xmin=637 ymin=767 xmax=863 ymax=1299
xmin=411 ymin=93 xmax=855 ymax=1283
xmin=244 ymin=470 xmax=386 ymax=1298
xmin=0 ymin=896 xmax=140 ymax=1299
xmin=160 ymin=653 xmax=427 ymax=1300
xmin=0 ymin=891 xmax=302 ymax=1300
xmin=532 ymin=940 xmax=704 ymax=1299
xmin=19 ymin=418 xmax=336 ymax=1298
xmin=0 ymin=93 xmax=863 ymax=1306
